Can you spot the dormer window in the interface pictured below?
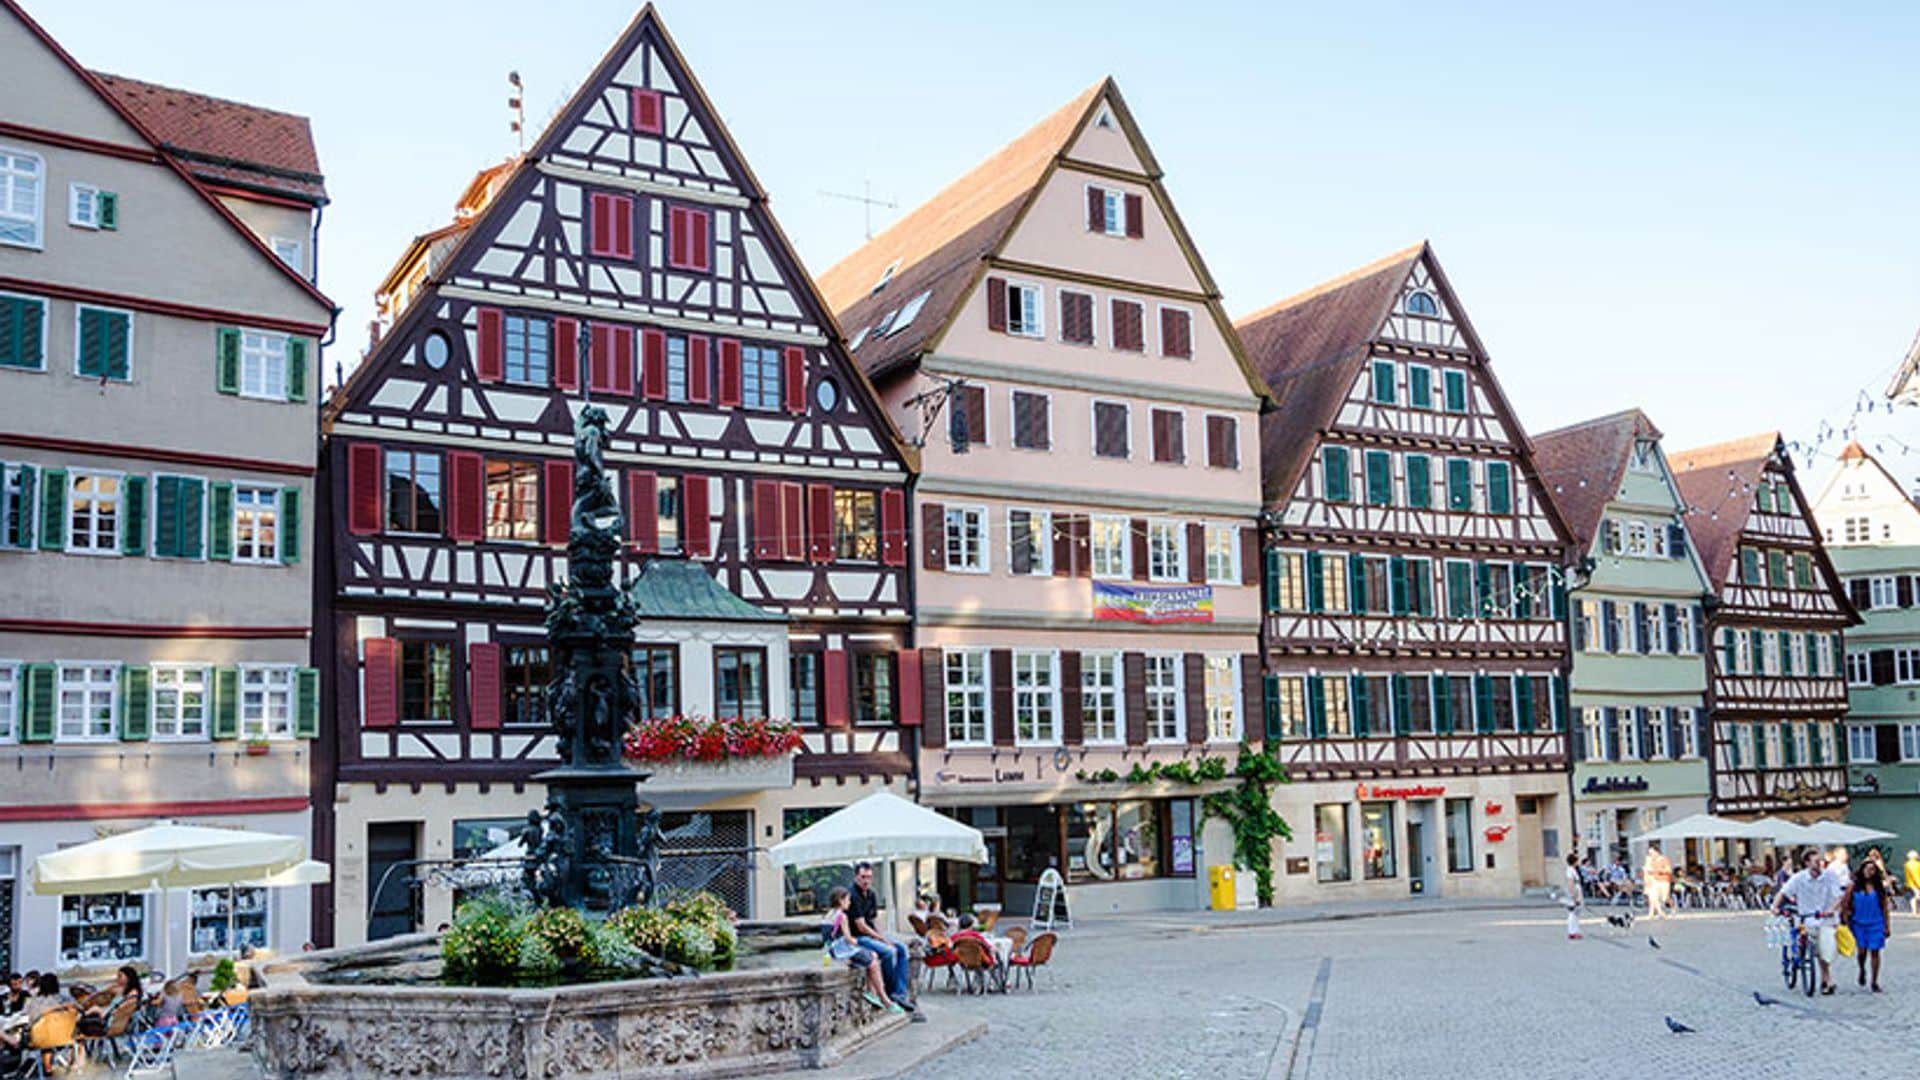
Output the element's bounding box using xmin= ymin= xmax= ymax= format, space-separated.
xmin=1405 ymin=291 xmax=1439 ymax=316
xmin=1085 ymin=184 xmax=1141 ymax=238
xmin=0 ymin=146 xmax=44 ymax=248
xmin=870 ymin=260 xmax=899 ymax=295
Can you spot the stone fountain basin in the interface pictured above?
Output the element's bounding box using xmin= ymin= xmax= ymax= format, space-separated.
xmin=251 ymin=933 xmax=907 ymax=1079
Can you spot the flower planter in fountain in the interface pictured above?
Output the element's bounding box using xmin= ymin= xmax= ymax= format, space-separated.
xmin=641 ymin=753 xmax=796 ymax=797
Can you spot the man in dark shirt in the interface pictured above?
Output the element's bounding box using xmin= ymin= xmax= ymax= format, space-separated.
xmin=850 ymin=862 xmax=914 ymax=1010
xmin=1 ymin=974 xmax=23 ymax=1016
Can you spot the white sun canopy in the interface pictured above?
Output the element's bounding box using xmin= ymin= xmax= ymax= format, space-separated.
xmin=768 ymin=791 xmax=987 ymax=870
xmin=1637 ymin=813 xmax=1769 ymax=842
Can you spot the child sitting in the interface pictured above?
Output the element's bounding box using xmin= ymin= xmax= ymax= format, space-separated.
xmin=821 ymin=887 xmax=902 ymax=1014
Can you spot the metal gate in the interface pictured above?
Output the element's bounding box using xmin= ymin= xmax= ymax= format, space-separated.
xmin=656 ymin=811 xmax=755 ymax=918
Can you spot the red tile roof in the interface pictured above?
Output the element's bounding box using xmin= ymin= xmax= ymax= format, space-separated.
xmin=1530 ymin=408 xmax=1662 ymax=553
xmin=91 ymin=71 xmax=326 ymax=204
xmin=1670 ymin=432 xmax=1780 ymax=586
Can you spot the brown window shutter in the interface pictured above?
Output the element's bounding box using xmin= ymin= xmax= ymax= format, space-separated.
xmin=1149 ymin=411 xmax=1165 ymax=462
xmin=1052 ymin=513 xmax=1073 ymax=577
xmin=898 ymin=648 xmax=922 ymax=728
xmin=966 ymin=387 xmax=988 ymax=444
xmin=990 ymin=649 xmax=1015 ymax=746
xmin=1206 ymin=417 xmax=1225 ymax=468
xmin=1122 ymin=652 xmax=1147 ymax=745
xmin=1168 ymin=412 xmax=1185 ymax=463
xmin=1130 ymin=517 xmax=1148 ymax=581
xmin=1010 ymin=509 xmax=1033 ymax=574
xmin=1240 ymin=654 xmax=1262 ymax=746
xmin=1848 ymin=579 xmax=1870 ymax=609
xmin=1125 ymin=193 xmax=1144 ymax=238
xmin=1087 ymin=186 xmax=1104 ymax=232
xmin=1060 ymin=651 xmax=1084 ymax=746
xmin=824 ymin=649 xmax=849 ymax=727
xmin=920 ymin=649 xmax=946 ymax=748
xmin=987 ymin=277 xmax=1007 ymax=332
xmin=921 ymin=501 xmax=945 ymax=570
xmin=1072 ymin=515 xmax=1091 ymax=578
xmin=1187 ymin=522 xmax=1205 ymax=583
xmin=1184 ymin=653 xmax=1207 ymax=744
xmin=1899 ymin=575 xmax=1914 ymax=608
xmin=1240 ymin=527 xmax=1260 ymax=587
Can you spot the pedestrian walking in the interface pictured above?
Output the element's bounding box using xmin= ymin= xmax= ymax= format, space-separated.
xmin=1905 ymin=851 xmax=1920 ymax=916
xmin=1827 ymin=846 xmax=1852 ymax=889
xmin=1564 ymin=853 xmax=1585 ymax=940
xmin=1643 ymin=842 xmax=1675 ymax=919
xmin=1843 ymin=861 xmax=1892 ymax=993
xmin=1773 ymin=848 xmax=1844 ymax=996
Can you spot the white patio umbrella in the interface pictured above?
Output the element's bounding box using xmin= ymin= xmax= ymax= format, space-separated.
xmin=769 ymin=791 xmax=986 ymax=934
xmin=244 ymin=860 xmax=333 ymax=888
xmin=1798 ymin=821 xmax=1897 ymax=847
xmin=1747 ymin=818 xmax=1819 ymax=845
xmin=31 ymin=821 xmax=307 ymax=977
xmin=1637 ymin=813 xmax=1768 ymax=843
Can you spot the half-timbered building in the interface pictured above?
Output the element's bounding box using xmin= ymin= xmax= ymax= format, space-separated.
xmin=1532 ymin=410 xmax=1714 ymax=868
xmin=0 ymin=0 xmax=335 ymax=973
xmin=820 ymin=80 xmax=1268 ymax=915
xmin=1672 ymin=434 xmax=1858 ymax=819
xmin=1238 ymin=243 xmax=1574 ymax=902
xmin=315 ymin=8 xmax=914 ymax=945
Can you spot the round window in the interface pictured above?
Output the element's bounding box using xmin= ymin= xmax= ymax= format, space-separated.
xmin=420 ymin=330 xmax=451 ymax=370
xmin=814 ymin=377 xmax=840 ymax=412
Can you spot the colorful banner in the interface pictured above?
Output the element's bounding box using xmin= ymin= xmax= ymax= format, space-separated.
xmin=1091 ymin=581 xmax=1214 ymax=624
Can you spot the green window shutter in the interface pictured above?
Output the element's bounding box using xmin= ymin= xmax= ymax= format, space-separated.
xmin=286 ymin=337 xmax=309 ymax=403
xmin=1365 ymin=450 xmax=1393 ymax=506
xmin=182 ymin=477 xmax=206 ymax=558
xmin=1447 ymin=459 xmax=1472 ymax=511
xmin=1739 ymin=548 xmax=1760 ymax=584
xmin=38 ymin=467 xmax=66 ymax=551
xmin=1306 ymin=552 xmax=1325 ymax=612
xmin=216 ymin=327 xmax=241 ymax=395
xmin=153 ymin=476 xmax=178 ymax=557
xmin=280 ymin=486 xmax=302 ymax=564
xmin=1551 ymin=674 xmax=1567 ymax=731
xmin=1756 ymin=485 xmax=1773 ymax=513
xmin=1323 ymin=446 xmax=1350 ymax=503
xmin=1475 ymin=674 xmax=1494 ymax=733
xmin=1392 ymin=674 xmax=1411 ymax=736
xmin=1262 ymin=546 xmax=1281 ymax=611
xmin=22 ymin=663 xmax=56 ymax=743
xmin=1351 ymin=675 xmax=1370 ymax=737
xmin=1409 ymin=366 xmax=1432 ymax=409
xmin=8 ymin=463 xmax=33 ymax=548
xmin=1433 ymin=675 xmax=1452 ymax=734
xmin=1307 ymin=678 xmax=1327 ymax=739
xmin=1388 ymin=556 xmax=1408 ymax=615
xmin=96 ymin=191 xmax=118 ymax=230
xmin=1444 ymin=369 xmax=1467 ymax=412
xmin=79 ymin=309 xmax=131 ymax=380
xmin=1512 ymin=562 xmax=1531 ymax=619
xmin=0 ymin=295 xmax=46 ymax=369
xmin=1550 ymin=574 xmax=1568 ymax=621
xmin=120 ymin=474 xmax=147 ymax=555
xmin=1349 ymin=555 xmax=1367 ymax=612
xmin=209 ymin=481 xmax=234 ymax=561
xmin=1748 ymin=629 xmax=1763 ymax=670
xmin=1405 ymin=454 xmax=1431 ymax=508
xmin=212 ymin=667 xmax=239 ymax=740
xmin=295 ymin=666 xmax=320 ymax=739
xmin=1447 ymin=562 xmax=1470 ymax=619
xmin=1486 ymin=461 xmax=1512 ymax=514
xmin=1782 ymin=725 xmax=1797 ymax=767
xmin=1514 ymin=676 xmax=1534 ymax=733
xmin=119 ymin=665 xmax=150 ymax=741
xmin=1262 ymin=674 xmax=1282 ymax=741
xmin=1475 ymin=562 xmax=1493 ymax=619
xmin=1371 ymin=360 xmax=1396 ymax=404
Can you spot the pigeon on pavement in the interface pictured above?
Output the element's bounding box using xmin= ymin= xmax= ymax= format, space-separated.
xmin=1754 ymin=992 xmax=1782 ymax=1007
xmin=1665 ymin=1017 xmax=1695 ymax=1034
xmin=1649 ymin=937 xmax=1661 ymax=949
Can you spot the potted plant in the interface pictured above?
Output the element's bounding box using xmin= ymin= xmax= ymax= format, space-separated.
xmin=244 ymin=738 xmax=271 ymax=756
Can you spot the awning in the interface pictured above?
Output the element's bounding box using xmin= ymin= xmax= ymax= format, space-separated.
xmin=768 ymin=790 xmax=986 ymax=870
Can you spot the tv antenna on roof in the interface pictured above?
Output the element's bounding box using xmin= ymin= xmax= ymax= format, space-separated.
xmin=508 ymin=71 xmax=526 ymax=152
xmin=820 ymin=180 xmax=897 ymax=240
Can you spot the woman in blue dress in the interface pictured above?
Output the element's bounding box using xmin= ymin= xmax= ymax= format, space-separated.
xmin=1843 ymin=859 xmax=1892 ymax=993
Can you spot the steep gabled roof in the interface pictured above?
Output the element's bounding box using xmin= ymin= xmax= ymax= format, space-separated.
xmin=91 ymin=71 xmax=327 ymax=204
xmin=1531 ymin=408 xmax=1662 ymax=552
xmin=1891 ymin=328 xmax=1920 ymax=404
xmin=1670 ymin=432 xmax=1781 ymax=585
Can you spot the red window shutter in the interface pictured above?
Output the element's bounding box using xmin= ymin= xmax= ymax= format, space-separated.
xmin=823 ymin=649 xmax=849 ymax=728
xmin=986 ymin=276 xmax=1007 ymax=332
xmin=589 ymin=324 xmax=613 ymax=392
xmin=682 ymin=474 xmax=711 ymax=557
xmin=347 ymin=442 xmax=382 ymax=536
xmin=669 ymin=208 xmax=689 ymax=268
xmin=1087 ymin=186 xmax=1104 ymax=231
xmin=588 ymin=193 xmax=610 ymax=256
xmin=691 ymin=210 xmax=711 ymax=272
xmin=688 ymin=337 xmax=711 ymax=402
xmin=1125 ymin=193 xmax=1144 ymax=238
xmin=642 ymin=329 xmax=667 ymax=400
xmin=630 ymin=88 xmax=663 ymax=133
xmin=782 ymin=346 xmax=807 ymax=415
xmin=897 ymin=648 xmax=922 ymax=727
xmin=554 ymin=317 xmax=579 ymax=390
xmin=880 ymin=488 xmax=905 ymax=566
xmin=612 ymin=326 xmax=636 ymax=396
xmin=613 ymin=195 xmax=635 ymax=260
xmin=467 ymin=643 xmax=502 ymax=730
xmin=628 ymin=470 xmax=659 ymax=553
xmin=475 ymin=307 xmax=503 ymax=382
xmin=543 ymin=459 xmax=571 ymax=545
xmin=780 ymin=482 xmax=805 ymax=562
xmin=362 ymin=637 xmax=399 ymax=729
xmin=447 ymin=451 xmax=484 ymax=541
xmin=751 ymin=480 xmax=780 ymax=560
xmin=807 ymin=484 xmax=834 ymax=564
xmin=717 ymin=339 xmax=742 ymax=406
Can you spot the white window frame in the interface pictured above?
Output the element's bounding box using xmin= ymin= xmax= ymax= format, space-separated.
xmin=150 ymin=663 xmax=211 ymax=741
xmin=239 ymin=328 xmax=291 ymax=402
xmin=1090 ymin=514 xmax=1129 ymax=580
xmin=1203 ymin=524 xmax=1239 ymax=585
xmin=1680 ymin=708 xmax=1700 ymax=759
xmin=1816 ymin=634 xmax=1836 ymax=678
xmin=57 ymin=661 xmax=119 ymax=742
xmin=1614 ymin=708 xmax=1641 ymax=761
xmin=1846 ymin=723 xmax=1875 ymax=764
xmin=1902 ymin=723 xmax=1920 ymax=764
xmin=73 ymin=304 xmax=134 ymax=381
xmin=1649 ymin=708 xmax=1672 ymax=759
xmin=1789 ymin=634 xmax=1808 ymax=678
xmin=0 ymin=145 xmax=45 ymax=249
xmin=1005 ymin=280 xmax=1044 ymax=338
xmin=1676 ymin=606 xmax=1697 ymax=656
xmin=1761 ymin=633 xmax=1781 ymax=677
xmin=1733 ymin=630 xmax=1754 ymax=675
xmin=1155 ymin=303 xmax=1195 ymax=359
xmin=1090 ymin=399 xmax=1131 ymax=460
xmin=1146 ymin=518 xmax=1185 ymax=583
xmin=1843 ymin=516 xmax=1870 ymax=543
xmin=1577 ymin=600 xmax=1602 ymax=653
xmin=1086 ymin=183 xmax=1128 ymax=238
xmin=1007 ymin=506 xmax=1052 ymax=577
xmin=1582 ymin=708 xmax=1607 ymax=761
xmin=239 ymin=664 xmax=296 ymax=740
xmin=68 ymin=182 xmax=102 ymax=229
xmin=1761 ymin=723 xmax=1783 ymax=769
xmin=1272 ymin=548 xmax=1308 ymax=612
xmin=944 ymin=649 xmax=990 ymax=747
xmin=1203 ymin=654 xmax=1240 ymax=743
xmin=66 ymin=468 xmax=124 ymax=556
xmin=1202 ymin=411 xmax=1240 ymax=471
xmin=1846 ymin=651 xmax=1871 ymax=687
xmin=1081 ymin=650 xmax=1123 ymax=745
xmin=1144 ymin=653 xmax=1183 ymax=743
xmin=0 ymin=660 xmax=16 ymax=743
xmin=1011 ymin=649 xmax=1059 ymax=746
xmin=1897 ymin=647 xmax=1920 ymax=686
xmin=1625 ymin=521 xmax=1651 ymax=557
xmin=1792 ymin=722 xmax=1812 ymax=767
xmin=270 ymin=236 xmax=304 ymax=273
xmin=232 ymin=483 xmax=283 ymax=565
xmin=943 ymin=504 xmax=988 ymax=574
xmin=1869 ymin=576 xmax=1897 ymax=609
xmin=1056 ymin=288 xmax=1098 ymax=347
xmin=1641 ymin=604 xmax=1666 ymax=656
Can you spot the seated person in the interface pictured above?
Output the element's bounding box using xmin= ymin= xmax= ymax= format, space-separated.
xmin=2 ymin=974 xmax=24 ymax=1016
xmin=821 ymin=887 xmax=902 ymax=1015
xmin=0 ymin=973 xmax=71 ymax=1050
xmin=85 ymin=967 xmax=141 ymax=1020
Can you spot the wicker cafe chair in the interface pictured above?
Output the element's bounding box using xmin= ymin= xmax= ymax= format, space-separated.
xmin=921 ymin=927 xmax=959 ymax=991
xmin=951 ymin=937 xmax=997 ymax=995
xmin=908 ymin=914 xmax=930 ymax=938
xmin=76 ymin=993 xmax=146 ymax=1067
xmin=1008 ymin=931 xmax=1057 ymax=991
xmin=1004 ymin=925 xmax=1028 ymax=952
xmin=976 ymin=909 xmax=1000 ymax=933
xmin=17 ymin=1004 xmax=82 ymax=1079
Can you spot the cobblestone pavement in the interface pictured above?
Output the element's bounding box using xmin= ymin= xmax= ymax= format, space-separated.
xmin=905 ymin=905 xmax=1920 ymax=1080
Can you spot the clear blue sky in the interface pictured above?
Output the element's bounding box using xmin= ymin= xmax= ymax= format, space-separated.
xmin=44 ymin=1 xmax=1920 ymax=488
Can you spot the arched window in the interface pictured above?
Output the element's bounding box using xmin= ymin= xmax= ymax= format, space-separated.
xmin=1405 ymin=291 xmax=1439 ymax=316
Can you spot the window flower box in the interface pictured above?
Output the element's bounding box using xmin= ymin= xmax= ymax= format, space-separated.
xmin=623 ymin=715 xmax=800 ymax=795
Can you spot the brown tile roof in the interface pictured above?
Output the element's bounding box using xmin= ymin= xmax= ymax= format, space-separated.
xmin=91 ymin=71 xmax=326 ymax=204
xmin=1235 ymin=244 xmax=1423 ymax=505
xmin=819 ymin=81 xmax=1106 ymax=379
xmin=1670 ymin=431 xmax=1780 ymax=586
xmin=1530 ymin=409 xmax=1662 ymax=552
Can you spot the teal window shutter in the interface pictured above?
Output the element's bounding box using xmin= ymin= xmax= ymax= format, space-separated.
xmin=1409 ymin=365 xmax=1432 ymax=409
xmin=1486 ymin=461 xmax=1512 ymax=514
xmin=1262 ymin=546 xmax=1281 ymax=611
xmin=1307 ymin=677 xmax=1327 ymax=739
xmin=1444 ymin=369 xmax=1468 ymax=413
xmin=1446 ymin=561 xmax=1470 ymax=619
xmin=1551 ymin=673 xmax=1567 ymax=731
xmin=1475 ymin=674 xmax=1494 ymax=733
xmin=1433 ymin=674 xmax=1452 ymax=734
xmin=1263 ymin=674 xmax=1282 ymax=741
xmin=96 ymin=191 xmax=118 ymax=230
xmin=1351 ymin=674 xmax=1370 ymax=736
xmin=286 ymin=337 xmax=309 ymax=403
xmin=120 ymin=474 xmax=147 ymax=555
xmin=1349 ymin=555 xmax=1367 ymax=612
xmin=1511 ymin=562 xmax=1531 ymax=619
xmin=1392 ymin=674 xmax=1411 ymax=736
xmin=1305 ymin=551 xmax=1325 ymax=612
xmin=216 ymin=327 xmax=242 ymax=394
xmin=1365 ymin=450 xmax=1393 ymax=506
xmin=78 ymin=307 xmax=131 ymax=380
xmin=38 ymin=467 xmax=66 ymax=551
xmin=22 ymin=664 xmax=56 ymax=742
xmin=1388 ymin=556 xmax=1408 ymax=615
xmin=7 ymin=463 xmax=34 ymax=548
xmin=1370 ymin=359 xmax=1396 ymax=404
xmin=0 ymin=294 xmax=46 ymax=369
xmin=1550 ymin=572 xmax=1567 ymax=621
xmin=209 ymin=481 xmax=234 ymax=560
xmin=1514 ymin=676 xmax=1534 ymax=733
xmin=1405 ymin=454 xmax=1431 ymax=508
xmin=1475 ymin=562 xmax=1493 ymax=619
xmin=153 ymin=476 xmax=206 ymax=558
xmin=1323 ymin=446 xmax=1350 ymax=503
xmin=120 ymin=665 xmax=150 ymax=740
xmin=295 ymin=667 xmax=320 ymax=739
xmin=1447 ymin=458 xmax=1472 ymax=511
xmin=212 ymin=667 xmax=240 ymax=739
xmin=280 ymin=486 xmax=302 ymax=563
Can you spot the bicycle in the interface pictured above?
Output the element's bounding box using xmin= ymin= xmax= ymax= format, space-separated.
xmin=1776 ymin=911 xmax=1819 ymax=997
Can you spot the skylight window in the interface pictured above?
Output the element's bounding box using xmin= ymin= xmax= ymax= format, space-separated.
xmin=871 ymin=260 xmax=900 ymax=295
xmin=873 ymin=309 xmax=898 ymax=336
xmin=847 ymin=326 xmax=870 ymax=352
xmin=888 ymin=290 xmax=932 ymax=337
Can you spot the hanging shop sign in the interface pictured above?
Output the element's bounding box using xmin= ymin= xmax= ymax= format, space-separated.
xmin=1091 ymin=582 xmax=1213 ymax=624
xmin=1484 ymin=824 xmax=1513 ymax=843
xmin=1581 ymin=775 xmax=1650 ymax=795
xmin=1355 ymin=783 xmax=1446 ymax=801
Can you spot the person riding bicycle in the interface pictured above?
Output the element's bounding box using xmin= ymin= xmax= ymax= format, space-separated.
xmin=1772 ymin=848 xmax=1844 ymax=995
